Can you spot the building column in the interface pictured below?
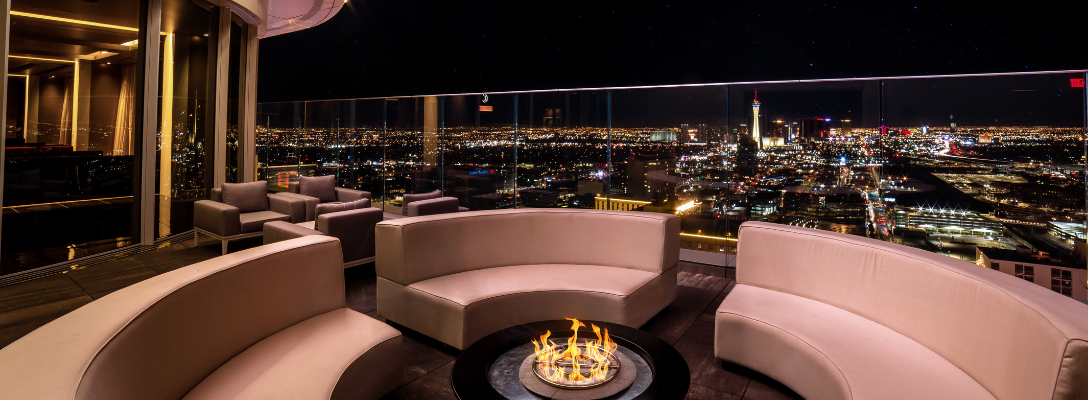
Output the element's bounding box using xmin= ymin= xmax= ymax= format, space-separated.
xmin=0 ymin=0 xmax=11 ymax=252
xmin=240 ymin=24 xmax=258 ymax=182
xmin=157 ymin=33 xmax=174 ymax=239
xmin=73 ymin=60 xmax=91 ymax=150
xmin=138 ymin=0 xmax=163 ymax=244
xmin=213 ymin=7 xmax=230 ymax=188
xmin=23 ymin=75 xmax=38 ymax=143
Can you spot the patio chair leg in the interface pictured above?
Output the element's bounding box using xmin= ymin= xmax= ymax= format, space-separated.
xmin=221 ymin=239 xmax=228 ymax=255
xmin=193 ymin=231 xmax=199 ymax=246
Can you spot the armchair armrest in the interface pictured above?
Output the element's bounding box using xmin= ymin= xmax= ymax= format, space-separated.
xmin=406 ymin=197 xmax=460 ymax=217
xmin=268 ymin=194 xmax=306 ymax=223
xmin=262 ymin=221 xmax=325 ymax=245
xmin=335 ymin=187 xmax=371 ymax=202
xmin=194 ymin=200 xmax=240 ymax=237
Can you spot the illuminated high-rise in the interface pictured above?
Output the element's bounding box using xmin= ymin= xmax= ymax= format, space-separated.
xmin=751 ymin=91 xmax=762 ymax=149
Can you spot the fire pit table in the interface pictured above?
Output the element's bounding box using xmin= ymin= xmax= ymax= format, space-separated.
xmin=451 ymin=319 xmax=689 ymax=400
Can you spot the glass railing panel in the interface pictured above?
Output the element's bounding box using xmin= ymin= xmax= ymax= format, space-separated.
xmin=881 ymin=73 xmax=1088 ymax=265
xmin=331 ymin=99 xmax=386 ymax=201
xmin=516 ymin=90 xmax=608 ymax=209
xmin=440 ymin=93 xmax=516 ymax=210
xmin=256 ymin=101 xmax=304 ymax=191
xmin=302 ymin=100 xmax=343 ymax=180
xmin=380 ymin=97 xmax=430 ymax=212
xmin=250 ymin=71 xmax=1087 ymax=294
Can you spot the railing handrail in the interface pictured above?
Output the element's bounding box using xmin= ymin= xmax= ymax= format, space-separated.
xmin=257 ymin=69 xmax=1088 ymax=104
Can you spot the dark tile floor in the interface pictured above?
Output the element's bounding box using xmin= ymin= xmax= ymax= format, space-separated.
xmin=0 ymin=236 xmax=802 ymax=400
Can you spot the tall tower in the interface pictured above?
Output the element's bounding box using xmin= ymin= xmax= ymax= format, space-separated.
xmin=751 ymin=91 xmax=762 ymax=149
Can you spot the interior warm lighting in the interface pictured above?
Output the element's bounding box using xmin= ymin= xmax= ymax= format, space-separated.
xmin=10 ymin=55 xmax=75 ymax=63
xmin=10 ymin=11 xmax=138 ymax=32
xmin=121 ymin=40 xmax=138 ymax=47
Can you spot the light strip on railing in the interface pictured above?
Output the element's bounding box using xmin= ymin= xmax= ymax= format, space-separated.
xmin=10 ymin=11 xmax=139 ymax=32
xmin=680 ymin=233 xmax=738 ymax=241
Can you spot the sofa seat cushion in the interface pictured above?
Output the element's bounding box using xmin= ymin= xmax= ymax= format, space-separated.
xmin=183 ymin=308 xmax=402 ymax=400
xmin=379 ymin=264 xmax=676 ymax=349
xmin=239 ymin=211 xmax=290 ymax=233
xmin=715 ymin=284 xmax=996 ymax=400
xmin=297 ymin=220 xmax=316 ymax=230
xmin=411 ymin=264 xmax=659 ymax=304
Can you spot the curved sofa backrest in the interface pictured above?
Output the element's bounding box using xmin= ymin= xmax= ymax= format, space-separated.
xmin=737 ymin=222 xmax=1088 ymax=400
xmin=0 ymin=236 xmax=345 ymax=400
xmin=376 ymin=209 xmax=680 ymax=285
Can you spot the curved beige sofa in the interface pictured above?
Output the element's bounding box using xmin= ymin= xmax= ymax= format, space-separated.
xmin=376 ymin=209 xmax=680 ymax=350
xmin=717 ymin=221 xmax=1088 ymax=400
xmin=0 ymin=236 xmax=402 ymax=400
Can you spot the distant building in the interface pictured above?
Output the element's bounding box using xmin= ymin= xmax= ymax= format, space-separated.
xmin=518 ymin=188 xmax=560 ymax=207
xmin=595 ymin=196 xmax=650 ymax=211
xmin=764 ymin=120 xmax=788 ymax=147
xmin=627 ymin=156 xmax=677 ymax=201
xmin=976 ymin=247 xmax=1086 ymax=300
xmin=577 ymin=180 xmax=607 ymax=195
xmin=841 ymin=120 xmax=852 ymax=137
xmin=894 ymin=206 xmax=1003 ymax=236
xmin=799 ymin=118 xmax=830 ymax=140
xmin=649 ymin=130 xmax=677 ymax=142
xmin=679 ymin=124 xmax=690 ymax=144
xmin=751 ymin=94 xmax=762 ymax=149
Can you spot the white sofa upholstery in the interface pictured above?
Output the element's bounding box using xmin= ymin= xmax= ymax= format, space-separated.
xmin=0 ymin=236 xmax=402 ymax=400
xmin=376 ymin=209 xmax=680 ymax=350
xmin=716 ymin=221 xmax=1088 ymax=400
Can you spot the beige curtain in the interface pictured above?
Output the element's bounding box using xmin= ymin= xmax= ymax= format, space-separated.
xmin=112 ymin=65 xmax=136 ymax=156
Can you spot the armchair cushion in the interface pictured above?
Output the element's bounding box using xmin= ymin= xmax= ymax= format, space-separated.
xmin=315 ymin=198 xmax=370 ymax=218
xmin=401 ymin=190 xmax=442 ymax=215
xmin=222 ymin=182 xmax=269 ymax=213
xmin=239 ymin=211 xmax=291 ymax=233
xmin=299 ymin=175 xmax=337 ymax=203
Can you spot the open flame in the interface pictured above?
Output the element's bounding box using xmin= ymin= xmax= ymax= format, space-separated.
xmin=530 ymin=318 xmax=619 ymax=388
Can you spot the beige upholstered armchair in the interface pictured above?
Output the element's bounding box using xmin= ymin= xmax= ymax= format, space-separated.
xmin=275 ymin=175 xmax=371 ymax=221
xmin=263 ymin=200 xmax=381 ymax=267
xmin=194 ymin=181 xmax=306 ymax=254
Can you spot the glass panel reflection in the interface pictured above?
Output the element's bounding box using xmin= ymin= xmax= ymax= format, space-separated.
xmin=2 ymin=0 xmax=142 ymax=273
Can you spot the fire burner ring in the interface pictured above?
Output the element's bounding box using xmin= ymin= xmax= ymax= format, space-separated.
xmin=530 ymin=343 xmax=621 ymax=389
xmin=451 ymin=320 xmax=690 ymax=400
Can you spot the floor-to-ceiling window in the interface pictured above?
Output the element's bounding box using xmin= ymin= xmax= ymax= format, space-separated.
xmin=154 ymin=0 xmax=217 ymax=238
xmin=1 ymin=0 xmax=144 ymax=274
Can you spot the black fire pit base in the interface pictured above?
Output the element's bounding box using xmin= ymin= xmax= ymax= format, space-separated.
xmin=451 ymin=320 xmax=690 ymax=400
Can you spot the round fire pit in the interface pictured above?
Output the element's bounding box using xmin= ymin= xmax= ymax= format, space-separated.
xmin=451 ymin=320 xmax=689 ymax=400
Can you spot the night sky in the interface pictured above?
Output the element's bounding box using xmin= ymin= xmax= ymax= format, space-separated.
xmin=258 ymin=1 xmax=1087 ymax=126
